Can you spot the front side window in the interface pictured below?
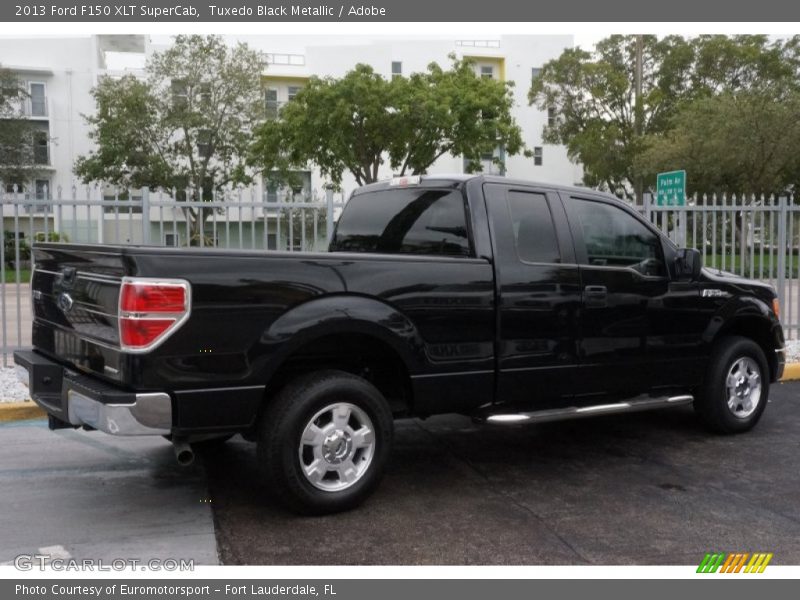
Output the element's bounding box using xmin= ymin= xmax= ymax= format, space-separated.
xmin=571 ymin=199 xmax=665 ymax=276
xmin=508 ymin=191 xmax=560 ymax=264
xmin=331 ymin=188 xmax=471 ymax=257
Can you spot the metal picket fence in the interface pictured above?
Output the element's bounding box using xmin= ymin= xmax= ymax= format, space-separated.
xmin=2 ymin=186 xmax=799 ymax=366
xmin=0 ymin=184 xmax=348 ymax=365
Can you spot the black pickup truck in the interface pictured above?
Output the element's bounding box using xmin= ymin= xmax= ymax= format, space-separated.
xmin=15 ymin=175 xmax=785 ymax=514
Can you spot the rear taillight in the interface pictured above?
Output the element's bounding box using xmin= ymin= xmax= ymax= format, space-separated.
xmin=772 ymin=298 xmax=781 ymax=320
xmin=118 ymin=278 xmax=190 ymax=352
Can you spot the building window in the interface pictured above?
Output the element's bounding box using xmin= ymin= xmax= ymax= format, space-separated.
xmin=266 ymin=180 xmax=278 ymax=204
xmin=199 ymin=83 xmax=212 ymax=105
xmin=197 ymin=130 xmax=212 ymax=159
xmin=266 ymin=232 xmax=278 ymax=250
xmin=29 ymin=82 xmax=46 ymax=117
xmin=480 ymin=65 xmax=494 ymax=79
xmin=33 ymin=130 xmax=49 ymax=165
xmin=531 ymin=67 xmax=542 ymax=81
xmin=34 ymin=179 xmax=49 ymax=200
xmin=287 ymin=86 xmax=302 ymax=101
xmin=533 ymin=147 xmax=543 ymax=166
xmin=391 ymin=61 xmax=402 ymax=78
xmin=464 ymin=150 xmax=503 ymax=176
xmin=547 ymin=106 xmax=557 ymax=128
xmin=164 ymin=233 xmax=179 ymax=247
xmin=171 ymin=80 xmax=188 ymax=109
xmin=5 ymin=179 xmax=24 ymax=194
xmin=265 ymin=88 xmax=279 ymax=119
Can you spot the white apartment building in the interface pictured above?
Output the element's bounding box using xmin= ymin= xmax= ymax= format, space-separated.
xmin=0 ymin=34 xmax=582 ymax=246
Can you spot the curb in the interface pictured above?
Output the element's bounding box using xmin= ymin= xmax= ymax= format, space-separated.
xmin=1 ymin=362 xmax=799 ymax=424
xmin=781 ymin=362 xmax=800 ymax=382
xmin=0 ymin=401 xmax=46 ymax=423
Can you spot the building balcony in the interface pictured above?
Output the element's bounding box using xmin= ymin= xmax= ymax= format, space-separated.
xmin=3 ymin=97 xmax=48 ymax=119
xmin=266 ymin=53 xmax=306 ymax=66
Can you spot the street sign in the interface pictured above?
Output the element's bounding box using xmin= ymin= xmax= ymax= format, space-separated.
xmin=656 ymin=170 xmax=686 ymax=206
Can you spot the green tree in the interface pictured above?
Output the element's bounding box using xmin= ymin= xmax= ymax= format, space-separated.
xmin=529 ymin=35 xmax=695 ymax=199
xmin=250 ymin=57 xmax=525 ymax=186
xmin=639 ymin=91 xmax=800 ymax=195
xmin=529 ymin=34 xmax=800 ymax=198
xmin=0 ymin=66 xmax=40 ymax=188
xmin=75 ymin=35 xmax=266 ymax=242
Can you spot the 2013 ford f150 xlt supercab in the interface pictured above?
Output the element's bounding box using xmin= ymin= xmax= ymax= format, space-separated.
xmin=15 ymin=175 xmax=785 ymax=514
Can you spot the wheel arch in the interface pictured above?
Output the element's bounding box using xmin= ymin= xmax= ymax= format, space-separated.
xmin=712 ymin=314 xmax=782 ymax=382
xmin=257 ymin=295 xmax=423 ymax=417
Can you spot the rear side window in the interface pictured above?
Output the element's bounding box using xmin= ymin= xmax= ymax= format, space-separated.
xmin=571 ymin=198 xmax=665 ymax=276
xmin=507 ymin=191 xmax=560 ymax=264
xmin=330 ymin=188 xmax=471 ymax=257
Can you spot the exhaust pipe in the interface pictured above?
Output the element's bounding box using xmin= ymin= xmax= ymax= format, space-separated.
xmin=172 ymin=439 xmax=195 ymax=467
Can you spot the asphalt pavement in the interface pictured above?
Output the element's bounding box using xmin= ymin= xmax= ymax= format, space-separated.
xmin=1 ymin=382 xmax=798 ymax=567
xmin=0 ymin=420 xmax=218 ymax=566
xmin=205 ymin=381 xmax=800 ymax=565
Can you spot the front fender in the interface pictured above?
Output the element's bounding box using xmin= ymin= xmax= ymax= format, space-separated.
xmin=702 ymin=295 xmax=777 ymax=344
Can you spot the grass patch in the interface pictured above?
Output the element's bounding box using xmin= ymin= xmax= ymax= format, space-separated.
xmin=700 ymin=254 xmax=799 ymax=278
xmin=2 ymin=269 xmax=31 ymax=284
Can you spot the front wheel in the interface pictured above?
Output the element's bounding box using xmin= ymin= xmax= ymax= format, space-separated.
xmin=258 ymin=370 xmax=393 ymax=515
xmin=694 ymin=336 xmax=770 ymax=434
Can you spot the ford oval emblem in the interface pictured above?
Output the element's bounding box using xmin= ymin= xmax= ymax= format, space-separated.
xmin=57 ymin=292 xmax=74 ymax=313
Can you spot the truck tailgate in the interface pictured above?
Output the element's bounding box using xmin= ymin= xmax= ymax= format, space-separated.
xmin=31 ymin=244 xmax=126 ymax=379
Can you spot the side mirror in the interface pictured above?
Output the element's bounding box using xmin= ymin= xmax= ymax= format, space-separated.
xmin=675 ymin=248 xmax=702 ymax=281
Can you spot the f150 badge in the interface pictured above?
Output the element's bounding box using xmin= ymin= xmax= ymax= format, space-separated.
xmin=702 ymin=289 xmax=730 ymax=298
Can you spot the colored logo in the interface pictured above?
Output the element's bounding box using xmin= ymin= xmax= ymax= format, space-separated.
xmin=697 ymin=552 xmax=773 ymax=573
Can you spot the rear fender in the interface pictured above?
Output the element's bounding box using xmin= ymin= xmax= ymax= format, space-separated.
xmin=259 ymin=295 xmax=424 ymax=379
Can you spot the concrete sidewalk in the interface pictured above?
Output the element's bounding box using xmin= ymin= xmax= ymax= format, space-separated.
xmin=0 ymin=419 xmax=218 ymax=566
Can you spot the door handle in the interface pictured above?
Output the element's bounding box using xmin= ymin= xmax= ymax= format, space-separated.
xmin=584 ymin=285 xmax=607 ymax=308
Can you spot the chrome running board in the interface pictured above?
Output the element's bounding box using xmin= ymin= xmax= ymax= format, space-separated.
xmin=474 ymin=394 xmax=694 ymax=425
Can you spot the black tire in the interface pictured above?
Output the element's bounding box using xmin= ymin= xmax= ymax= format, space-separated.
xmin=258 ymin=369 xmax=393 ymax=515
xmin=694 ymin=336 xmax=770 ymax=434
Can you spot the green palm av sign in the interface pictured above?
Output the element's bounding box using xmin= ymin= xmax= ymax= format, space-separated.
xmin=656 ymin=170 xmax=686 ymax=206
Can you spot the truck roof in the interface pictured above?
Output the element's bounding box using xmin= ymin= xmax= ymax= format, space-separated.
xmin=353 ymin=174 xmax=624 ymax=204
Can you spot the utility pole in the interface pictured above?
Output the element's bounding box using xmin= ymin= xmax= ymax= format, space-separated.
xmin=634 ymin=34 xmax=644 ymax=206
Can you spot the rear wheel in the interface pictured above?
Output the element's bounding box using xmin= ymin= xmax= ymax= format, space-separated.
xmin=258 ymin=370 xmax=393 ymax=515
xmin=694 ymin=336 xmax=770 ymax=433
